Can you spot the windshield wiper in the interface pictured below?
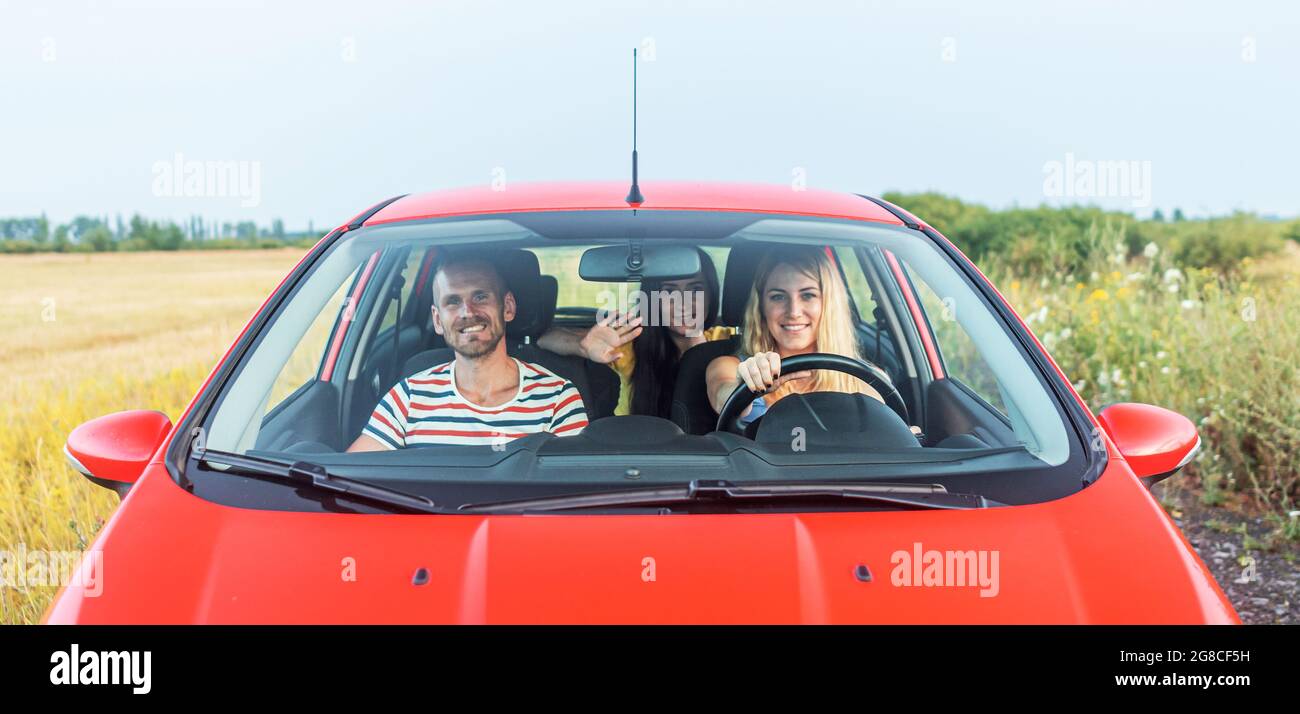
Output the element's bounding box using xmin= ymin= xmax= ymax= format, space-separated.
xmin=459 ymin=479 xmax=1002 ymax=513
xmin=194 ymin=448 xmax=443 ymax=515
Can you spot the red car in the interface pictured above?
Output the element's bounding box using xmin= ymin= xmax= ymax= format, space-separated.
xmin=49 ymin=181 xmax=1234 ymax=623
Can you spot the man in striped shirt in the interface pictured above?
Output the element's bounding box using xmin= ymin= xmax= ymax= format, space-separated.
xmin=347 ymin=254 xmax=587 ymax=450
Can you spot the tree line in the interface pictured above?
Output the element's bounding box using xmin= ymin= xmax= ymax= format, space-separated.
xmin=5 ymin=199 xmax=1297 ymax=269
xmin=881 ymin=193 xmax=1300 ymax=274
xmin=0 ymin=213 xmax=319 ymax=253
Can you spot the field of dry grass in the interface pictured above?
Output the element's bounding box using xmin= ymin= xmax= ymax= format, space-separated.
xmin=0 ymin=249 xmax=306 ymax=623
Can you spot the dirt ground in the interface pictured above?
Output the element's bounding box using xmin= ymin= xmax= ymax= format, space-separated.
xmin=1156 ymin=486 xmax=1300 ymax=624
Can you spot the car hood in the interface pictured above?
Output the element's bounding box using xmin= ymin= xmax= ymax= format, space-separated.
xmin=46 ymin=459 xmax=1237 ymax=624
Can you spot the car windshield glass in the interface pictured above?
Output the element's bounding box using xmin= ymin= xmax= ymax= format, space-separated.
xmin=194 ymin=210 xmax=1084 ymax=511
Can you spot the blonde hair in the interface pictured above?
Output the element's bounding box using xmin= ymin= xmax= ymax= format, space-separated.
xmin=739 ymin=245 xmax=873 ymax=402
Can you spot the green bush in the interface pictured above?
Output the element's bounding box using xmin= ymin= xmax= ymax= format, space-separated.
xmin=0 ymin=239 xmax=40 ymax=254
xmin=1163 ymin=214 xmax=1285 ymax=272
xmin=885 ymin=193 xmax=1287 ymax=274
xmin=880 ymin=192 xmax=988 ymax=236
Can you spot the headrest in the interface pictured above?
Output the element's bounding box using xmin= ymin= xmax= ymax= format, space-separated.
xmin=721 ymin=244 xmax=767 ymax=327
xmin=721 ymin=245 xmax=841 ymax=328
xmin=499 ymin=250 xmax=545 ymax=339
xmin=533 ymin=275 xmax=558 ymax=338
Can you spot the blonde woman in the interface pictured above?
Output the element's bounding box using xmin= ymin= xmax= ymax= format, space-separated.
xmin=706 ymin=245 xmax=886 ymax=424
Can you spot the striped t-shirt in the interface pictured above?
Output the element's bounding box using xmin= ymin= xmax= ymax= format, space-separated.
xmin=363 ymin=359 xmax=588 ymax=448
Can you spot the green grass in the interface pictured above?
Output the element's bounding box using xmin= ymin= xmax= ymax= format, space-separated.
xmin=989 ymin=233 xmax=1300 ymax=519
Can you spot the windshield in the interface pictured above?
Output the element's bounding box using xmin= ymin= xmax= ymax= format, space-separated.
xmin=191 ymin=210 xmax=1086 ymax=512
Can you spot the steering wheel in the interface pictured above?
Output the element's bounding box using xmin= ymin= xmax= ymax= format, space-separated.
xmin=715 ymin=353 xmax=909 ymax=435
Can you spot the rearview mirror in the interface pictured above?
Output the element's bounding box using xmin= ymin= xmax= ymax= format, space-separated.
xmin=579 ymin=243 xmax=701 ymax=282
xmin=1097 ymin=402 xmax=1200 ymax=488
xmin=65 ymin=410 xmax=173 ymax=497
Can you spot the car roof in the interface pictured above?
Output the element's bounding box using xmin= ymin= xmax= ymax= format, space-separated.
xmin=361 ymin=181 xmax=907 ymax=227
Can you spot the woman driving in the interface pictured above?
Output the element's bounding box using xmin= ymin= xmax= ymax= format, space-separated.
xmin=706 ymin=245 xmax=886 ymax=424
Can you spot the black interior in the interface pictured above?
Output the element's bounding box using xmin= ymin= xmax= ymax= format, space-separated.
xmin=669 ymin=336 xmax=741 ymax=435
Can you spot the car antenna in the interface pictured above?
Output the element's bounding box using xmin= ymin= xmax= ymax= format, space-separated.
xmin=624 ymin=47 xmax=645 ymax=205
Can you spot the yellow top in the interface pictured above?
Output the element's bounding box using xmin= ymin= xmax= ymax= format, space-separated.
xmin=611 ymin=325 xmax=735 ymax=415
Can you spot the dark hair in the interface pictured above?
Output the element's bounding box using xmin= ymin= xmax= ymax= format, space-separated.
xmin=629 ymin=249 xmax=721 ymax=417
xmin=429 ymin=249 xmax=506 ymax=300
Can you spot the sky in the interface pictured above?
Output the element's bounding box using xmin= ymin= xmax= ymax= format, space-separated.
xmin=1 ymin=0 xmax=1296 ymax=230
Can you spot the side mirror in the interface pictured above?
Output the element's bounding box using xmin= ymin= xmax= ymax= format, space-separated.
xmin=1097 ymin=402 xmax=1200 ymax=488
xmin=65 ymin=410 xmax=173 ymax=497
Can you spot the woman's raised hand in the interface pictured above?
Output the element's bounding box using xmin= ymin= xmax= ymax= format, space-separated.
xmin=579 ymin=310 xmax=644 ymax=364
